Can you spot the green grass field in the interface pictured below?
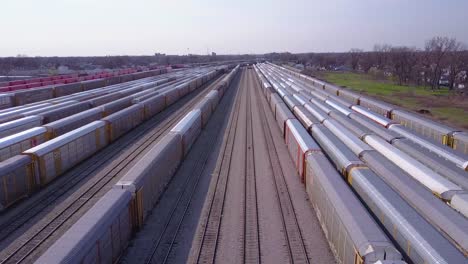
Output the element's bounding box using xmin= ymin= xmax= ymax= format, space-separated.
xmin=319 ymin=72 xmax=468 ymax=129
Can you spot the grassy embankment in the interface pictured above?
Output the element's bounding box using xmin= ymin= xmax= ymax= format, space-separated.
xmin=317 ymin=72 xmax=468 ymax=129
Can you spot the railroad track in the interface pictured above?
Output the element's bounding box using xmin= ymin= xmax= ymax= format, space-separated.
xmin=133 ymin=70 xmax=243 ymax=264
xmin=188 ymin=70 xmax=244 ymax=264
xmin=189 ymin=69 xmax=310 ymax=263
xmin=244 ymin=70 xmax=260 ymax=263
xmin=0 ymin=74 xmax=226 ymax=264
xmin=250 ymin=69 xmax=309 ymax=263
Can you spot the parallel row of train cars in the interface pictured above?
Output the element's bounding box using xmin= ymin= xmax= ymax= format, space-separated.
xmin=0 ymin=68 xmax=141 ymax=93
xmin=253 ymin=63 xmax=467 ymax=263
xmin=0 ymin=67 xmax=172 ymax=109
xmin=276 ymin=63 xmax=468 ymax=156
xmin=0 ymin=67 xmax=223 ymax=211
xmin=35 ymin=65 xmax=240 ymax=263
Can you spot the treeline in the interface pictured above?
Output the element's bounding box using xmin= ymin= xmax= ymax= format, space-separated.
xmin=269 ymin=36 xmax=468 ymax=90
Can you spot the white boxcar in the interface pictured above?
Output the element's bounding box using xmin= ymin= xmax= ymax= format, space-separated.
xmin=0 ymin=155 xmax=36 ymax=211
xmin=114 ymin=133 xmax=183 ymax=224
xmin=24 ymin=121 xmax=107 ymax=185
xmin=0 ymin=116 xmax=43 ymax=139
xmin=170 ymin=109 xmax=202 ymax=156
xmin=0 ymin=127 xmax=47 ymax=162
xmin=284 ymin=119 xmax=321 ymax=182
xmin=35 ymin=189 xmax=133 ymax=264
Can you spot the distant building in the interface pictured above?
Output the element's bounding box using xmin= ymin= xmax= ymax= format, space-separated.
xmin=294 ymin=64 xmax=304 ymax=70
xmin=57 ymin=65 xmax=71 ymax=74
xmin=212 ymin=52 xmax=216 ymax=56
xmin=333 ymin=65 xmax=351 ymax=71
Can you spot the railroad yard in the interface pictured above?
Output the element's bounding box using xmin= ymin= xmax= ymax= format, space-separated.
xmin=0 ymin=62 xmax=467 ymax=264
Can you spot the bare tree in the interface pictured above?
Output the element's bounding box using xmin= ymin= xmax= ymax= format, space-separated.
xmin=446 ymin=43 xmax=468 ymax=89
xmin=349 ymin=48 xmax=363 ymax=71
xmin=373 ymin=44 xmax=392 ymax=70
xmin=425 ymin=36 xmax=458 ymax=89
xmin=360 ymin=52 xmax=375 ymax=73
xmin=389 ymin=46 xmax=419 ymax=85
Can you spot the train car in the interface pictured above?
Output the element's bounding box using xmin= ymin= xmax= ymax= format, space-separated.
xmin=119 ymin=86 xmax=146 ymax=98
xmin=205 ymin=90 xmax=220 ymax=111
xmin=276 ymin=87 xmax=288 ymax=98
xmin=348 ymin=166 xmax=466 ymax=263
xmin=174 ymin=83 xmax=189 ymax=98
xmin=0 ymin=94 xmax=13 ymax=110
xmin=0 ymin=127 xmax=47 ymax=162
xmin=194 ymin=98 xmax=212 ymax=127
xmin=292 ymin=93 xmax=311 ymax=106
xmin=35 ymin=189 xmax=133 ymax=264
xmin=283 ymin=86 xmax=297 ymax=96
xmin=289 ymin=83 xmax=304 ymax=94
xmin=54 ymin=82 xmax=83 ymax=97
xmin=51 ymin=91 xmax=101 ymax=104
xmin=360 ymin=150 xmax=468 ymax=255
xmin=391 ymin=109 xmax=456 ymax=145
xmin=196 ymin=76 xmax=203 ymax=87
xmin=284 ymin=119 xmax=320 ymax=181
xmin=170 ymin=109 xmax=202 ymax=156
xmin=101 ymin=97 xmax=133 ymax=117
xmin=39 ymin=102 xmax=92 ymax=124
xmin=283 ymin=95 xmax=301 ymax=111
xmin=262 ymin=85 xmax=275 ymax=101
xmin=0 ymin=155 xmax=36 ymax=211
xmin=348 ymin=113 xmax=402 ymax=143
xmin=0 ymin=116 xmax=43 ymax=139
xmin=388 ymin=124 xmax=468 ymax=170
xmin=309 ymin=98 xmax=332 ymax=114
xmin=120 ymin=74 xmax=134 ymax=83
xmin=328 ymin=111 xmax=370 ymax=140
xmin=189 ymin=79 xmax=198 ymax=92
xmin=114 ymin=133 xmax=183 ymax=225
xmin=325 ymin=99 xmax=353 ymax=116
xmin=102 ymin=104 xmax=145 ymax=142
xmin=81 ymin=79 xmax=107 ymax=91
xmin=292 ymin=106 xmax=320 ymax=132
xmin=0 ymin=103 xmax=51 ymax=123
xmin=20 ymin=101 xmax=78 ymax=118
xmin=274 ymin=103 xmax=296 ymax=137
xmin=133 ymin=88 xmax=160 ymax=102
xmin=450 ymin=132 xmax=468 ymax=155
xmin=303 ymin=102 xmax=328 ymax=123
xmin=130 ymin=88 xmax=159 ymax=100
xmin=363 ymin=135 xmax=463 ymax=200
xmin=304 ymin=152 xmax=403 ymax=264
xmin=309 ymin=88 xmax=330 ymax=101
xmin=351 ymin=105 xmax=395 ymax=127
xmin=269 ymin=93 xmax=283 ymax=113
xmin=392 ymin=138 xmax=468 ymax=191
xmin=88 ymin=93 xmax=123 ymax=107
xmin=138 ymin=94 xmax=166 ymax=120
xmin=337 ymin=88 xmax=361 ymax=105
xmin=106 ymin=76 xmax=122 ymax=86
xmin=451 ymin=194 xmax=468 ymax=218
xmin=358 ymin=96 xmax=395 ymax=118
xmin=13 ymin=86 xmax=54 ymax=106
xmin=311 ymin=124 xmax=364 ymax=177
xmin=323 ymin=119 xmax=373 ymax=156
xmin=24 ymin=121 xmax=107 ymax=185
xmin=163 ymin=88 xmax=181 ymax=106
xmin=43 ymin=107 xmax=104 ymax=139
xmin=327 ymin=95 xmax=353 ymax=108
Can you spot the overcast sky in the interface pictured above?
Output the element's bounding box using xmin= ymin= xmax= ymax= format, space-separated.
xmin=1 ymin=0 xmax=467 ymax=57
